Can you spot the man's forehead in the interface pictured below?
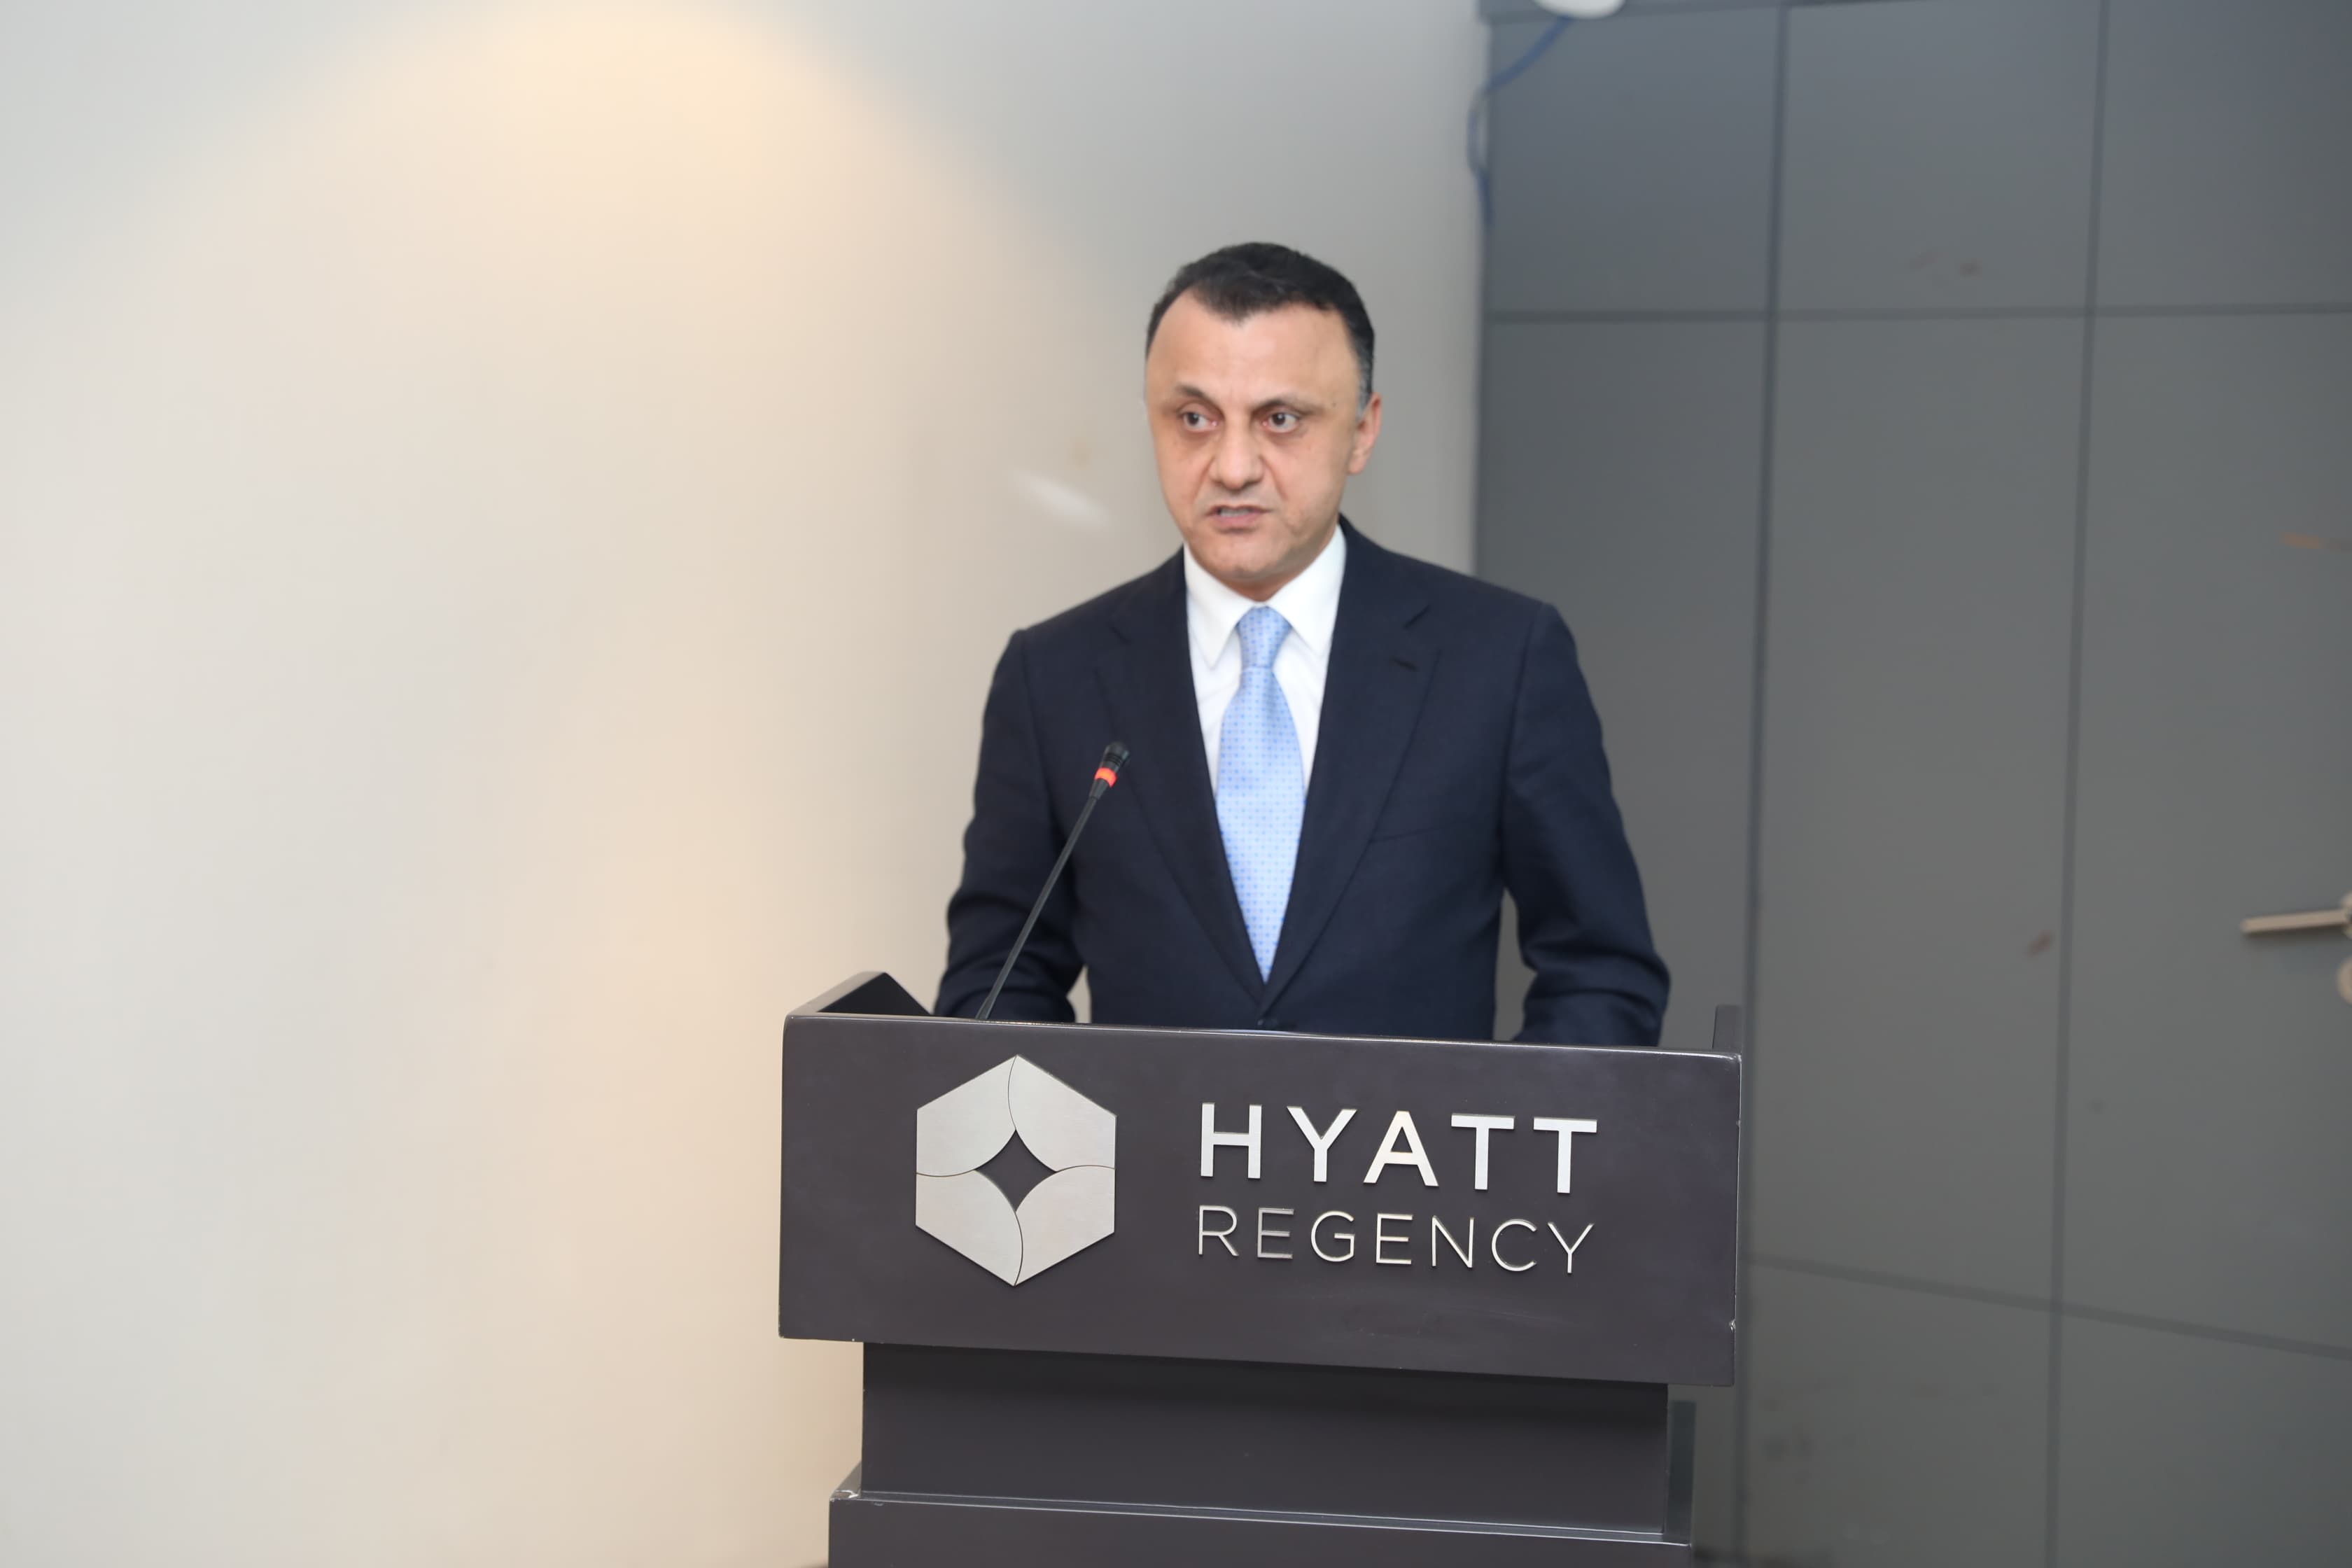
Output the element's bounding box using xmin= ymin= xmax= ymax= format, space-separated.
xmin=1146 ymin=298 xmax=1357 ymax=392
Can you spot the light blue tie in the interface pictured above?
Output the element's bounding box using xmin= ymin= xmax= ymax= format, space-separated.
xmin=1218 ymin=605 xmax=1306 ymax=979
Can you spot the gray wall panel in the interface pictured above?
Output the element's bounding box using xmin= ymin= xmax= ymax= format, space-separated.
xmin=1485 ymin=13 xmax=1779 ymax=315
xmin=1755 ymin=318 xmax=2080 ymax=1298
xmin=1479 ymin=322 xmax=1768 ymax=1054
xmin=2064 ymin=316 xmax=2352 ymax=1352
xmin=1780 ymin=0 xmax=2101 ymax=312
xmin=1474 ymin=4 xmax=2352 ymax=1557
xmin=1744 ymin=1265 xmax=2050 ymax=1568
xmin=2100 ymin=0 xmax=2352 ymax=306
xmin=2054 ymin=1318 xmax=2352 ymax=1564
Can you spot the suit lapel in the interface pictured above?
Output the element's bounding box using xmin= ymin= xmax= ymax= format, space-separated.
xmin=1096 ymin=556 xmax=1266 ymax=1004
xmin=1261 ymin=524 xmax=1434 ymax=1011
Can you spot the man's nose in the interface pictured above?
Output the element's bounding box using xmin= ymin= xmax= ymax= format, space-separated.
xmin=1210 ymin=423 xmax=1262 ymax=490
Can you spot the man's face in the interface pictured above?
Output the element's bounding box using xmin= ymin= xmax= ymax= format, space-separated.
xmin=1144 ymin=293 xmax=1382 ymax=601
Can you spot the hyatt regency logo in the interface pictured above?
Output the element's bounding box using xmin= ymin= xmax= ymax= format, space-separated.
xmin=914 ymin=1057 xmax=1116 ymax=1285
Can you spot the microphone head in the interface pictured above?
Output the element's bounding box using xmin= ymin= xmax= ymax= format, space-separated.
xmin=1093 ymin=741 xmax=1130 ymax=792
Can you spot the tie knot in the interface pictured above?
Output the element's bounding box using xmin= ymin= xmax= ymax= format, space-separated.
xmin=1236 ymin=604 xmax=1291 ymax=671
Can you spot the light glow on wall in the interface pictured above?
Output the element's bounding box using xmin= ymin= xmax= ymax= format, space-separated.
xmin=0 ymin=4 xmax=1483 ymax=1563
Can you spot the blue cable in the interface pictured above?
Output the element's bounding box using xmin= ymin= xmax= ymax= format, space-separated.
xmin=1469 ymin=16 xmax=1572 ymax=227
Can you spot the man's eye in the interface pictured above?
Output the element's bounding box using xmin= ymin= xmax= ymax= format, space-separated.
xmin=1265 ymin=411 xmax=1300 ymax=433
xmin=1180 ymin=410 xmax=1211 ymax=430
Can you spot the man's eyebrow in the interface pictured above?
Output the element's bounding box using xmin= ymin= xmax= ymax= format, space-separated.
xmin=1167 ymin=382 xmax=1326 ymax=413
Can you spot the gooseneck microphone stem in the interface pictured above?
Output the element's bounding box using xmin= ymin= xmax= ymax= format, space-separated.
xmin=976 ymin=741 xmax=1128 ymax=1023
xmin=974 ymin=794 xmax=1100 ymax=1023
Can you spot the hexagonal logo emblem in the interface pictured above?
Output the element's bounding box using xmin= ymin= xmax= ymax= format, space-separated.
xmin=914 ymin=1057 xmax=1115 ymax=1285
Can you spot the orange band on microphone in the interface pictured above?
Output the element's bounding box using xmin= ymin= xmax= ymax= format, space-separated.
xmin=1094 ymin=766 xmax=1119 ymax=788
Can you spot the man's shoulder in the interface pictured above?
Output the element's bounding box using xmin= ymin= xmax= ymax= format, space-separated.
xmin=1011 ymin=551 xmax=1180 ymax=656
xmin=1353 ymin=528 xmax=1556 ymax=638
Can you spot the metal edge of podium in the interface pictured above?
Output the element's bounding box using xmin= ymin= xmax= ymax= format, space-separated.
xmin=825 ymin=1465 xmax=1695 ymax=1567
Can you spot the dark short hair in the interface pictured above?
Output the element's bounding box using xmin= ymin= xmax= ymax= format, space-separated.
xmin=1145 ymin=242 xmax=1375 ymax=408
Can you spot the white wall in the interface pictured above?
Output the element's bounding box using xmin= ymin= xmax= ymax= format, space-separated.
xmin=0 ymin=4 xmax=1484 ymax=1564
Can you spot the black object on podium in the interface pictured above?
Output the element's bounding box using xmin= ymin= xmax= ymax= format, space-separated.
xmin=780 ymin=973 xmax=1742 ymax=1565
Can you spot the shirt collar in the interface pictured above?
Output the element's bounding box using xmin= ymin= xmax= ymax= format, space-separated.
xmin=1182 ymin=524 xmax=1348 ymax=666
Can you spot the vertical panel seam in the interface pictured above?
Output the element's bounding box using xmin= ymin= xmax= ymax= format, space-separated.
xmin=2047 ymin=2 xmax=2114 ymax=1564
xmin=1732 ymin=2 xmax=1792 ymax=1555
xmin=1470 ymin=20 xmax=1504 ymax=581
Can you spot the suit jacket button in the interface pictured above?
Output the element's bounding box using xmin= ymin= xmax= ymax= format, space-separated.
xmin=1256 ymin=1016 xmax=1281 ymax=1030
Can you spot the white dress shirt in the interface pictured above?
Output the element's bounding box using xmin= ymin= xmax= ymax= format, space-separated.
xmin=1184 ymin=525 xmax=1346 ymax=790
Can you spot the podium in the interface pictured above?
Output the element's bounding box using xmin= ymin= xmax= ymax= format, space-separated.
xmin=780 ymin=972 xmax=1742 ymax=1565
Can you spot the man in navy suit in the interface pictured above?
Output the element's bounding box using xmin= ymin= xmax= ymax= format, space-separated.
xmin=938 ymin=243 xmax=1667 ymax=1045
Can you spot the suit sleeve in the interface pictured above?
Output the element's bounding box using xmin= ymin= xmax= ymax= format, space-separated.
xmin=935 ymin=629 xmax=1082 ymax=1021
xmin=1499 ymin=605 xmax=1670 ymax=1046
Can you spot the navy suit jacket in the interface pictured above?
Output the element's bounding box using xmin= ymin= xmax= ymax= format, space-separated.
xmin=937 ymin=521 xmax=1667 ymax=1045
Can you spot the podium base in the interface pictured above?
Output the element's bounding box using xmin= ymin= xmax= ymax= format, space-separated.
xmin=830 ymin=1345 xmax=1698 ymax=1565
xmin=829 ymin=1467 xmax=1692 ymax=1566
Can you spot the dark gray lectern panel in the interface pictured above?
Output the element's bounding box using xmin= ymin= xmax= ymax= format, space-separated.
xmin=830 ymin=1483 xmax=1691 ymax=1567
xmin=863 ymin=1345 xmax=1669 ymax=1534
xmin=779 ymin=987 xmax=1740 ymax=1387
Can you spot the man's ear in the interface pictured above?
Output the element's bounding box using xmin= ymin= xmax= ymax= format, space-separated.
xmin=1346 ymin=391 xmax=1385 ymax=475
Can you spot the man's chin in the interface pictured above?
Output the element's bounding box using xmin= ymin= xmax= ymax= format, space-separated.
xmin=1196 ymin=545 xmax=1283 ymax=588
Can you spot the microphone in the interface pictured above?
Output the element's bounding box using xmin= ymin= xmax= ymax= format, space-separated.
xmin=974 ymin=741 xmax=1130 ymax=1022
